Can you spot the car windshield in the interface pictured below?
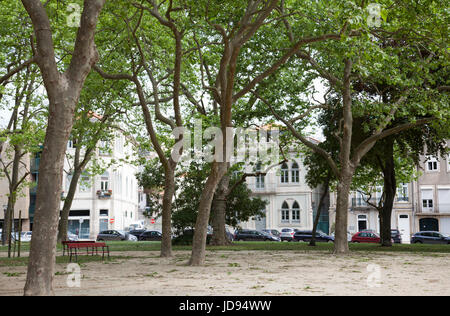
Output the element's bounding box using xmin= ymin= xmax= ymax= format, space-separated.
xmin=281 ymin=229 xmax=291 ymax=232
xmin=442 ymin=233 xmax=450 ymax=238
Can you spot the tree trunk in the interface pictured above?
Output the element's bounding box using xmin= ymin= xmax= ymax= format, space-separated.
xmin=160 ymin=171 xmax=175 ymax=258
xmin=3 ymin=145 xmax=22 ymax=250
xmin=334 ymin=170 xmax=353 ymax=255
xmin=379 ymin=140 xmax=396 ymax=247
xmin=57 ymin=167 xmax=82 ymax=243
xmin=24 ymin=95 xmax=76 ymax=296
xmin=210 ymin=174 xmax=232 ymax=246
xmin=189 ymin=162 xmax=227 ymax=266
xmin=21 ymin=0 xmax=105 ymax=295
xmin=309 ymin=175 xmax=330 ymax=247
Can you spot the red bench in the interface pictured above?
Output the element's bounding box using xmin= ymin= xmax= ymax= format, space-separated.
xmin=62 ymin=241 xmax=96 ymax=256
xmin=64 ymin=241 xmax=110 ymax=262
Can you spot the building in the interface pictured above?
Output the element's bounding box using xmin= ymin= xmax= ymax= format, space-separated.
xmin=328 ymin=140 xmax=450 ymax=243
xmin=240 ymin=153 xmax=328 ymax=233
xmin=413 ymin=141 xmax=450 ymax=235
xmin=61 ymin=131 xmax=140 ymax=240
xmin=0 ymin=143 xmax=31 ymax=232
xmin=329 ymin=183 xmax=414 ymax=243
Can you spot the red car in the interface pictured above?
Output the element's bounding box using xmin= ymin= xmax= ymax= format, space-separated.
xmin=351 ymin=231 xmax=381 ymax=243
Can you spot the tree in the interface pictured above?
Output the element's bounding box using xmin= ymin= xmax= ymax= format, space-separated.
xmin=20 ymin=0 xmax=106 ymax=296
xmin=257 ymin=1 xmax=448 ymax=254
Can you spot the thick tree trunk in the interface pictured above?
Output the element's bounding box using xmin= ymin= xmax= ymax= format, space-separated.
xmin=57 ymin=168 xmax=82 ymax=243
xmin=334 ymin=170 xmax=353 ymax=254
xmin=210 ymin=174 xmax=232 ymax=246
xmin=24 ymin=96 xmax=76 ymax=296
xmin=309 ymin=175 xmax=330 ymax=247
xmin=379 ymin=141 xmax=396 ymax=247
xmin=161 ymin=171 xmax=175 ymax=258
xmin=189 ymin=162 xmax=227 ymax=266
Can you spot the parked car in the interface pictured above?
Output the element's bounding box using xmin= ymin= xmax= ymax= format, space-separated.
xmin=294 ymin=230 xmax=334 ymax=243
xmin=391 ymin=229 xmax=402 ymax=244
xmin=172 ymin=229 xmax=212 ymax=245
xmin=96 ymin=230 xmax=137 ymax=241
xmin=280 ymin=228 xmax=299 ymax=242
xmin=234 ymin=229 xmax=280 ymax=241
xmin=351 ymin=231 xmax=381 ymax=243
xmin=129 ymin=229 xmax=147 ymax=239
xmin=411 ymin=231 xmax=450 ymax=244
xmin=262 ymin=229 xmax=281 ymax=238
xmin=138 ymin=230 xmax=162 ymax=241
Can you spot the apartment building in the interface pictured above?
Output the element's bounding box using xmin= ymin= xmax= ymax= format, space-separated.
xmin=413 ymin=140 xmax=450 ymax=234
xmin=61 ymin=132 xmax=140 ymax=240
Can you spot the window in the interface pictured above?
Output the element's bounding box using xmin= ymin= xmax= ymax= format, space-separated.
xmin=255 ymin=162 xmax=265 ymax=189
xmin=79 ymin=173 xmax=91 ymax=192
xmin=291 ymin=162 xmax=300 ymax=183
xmin=100 ymin=172 xmax=110 ymax=191
xmin=281 ymin=202 xmax=290 ymax=222
xmin=421 ymin=189 xmax=434 ymax=212
xmin=292 ymin=201 xmax=300 ymax=223
xmin=397 ymin=183 xmax=409 ymax=202
xmin=99 ymin=140 xmax=110 ymax=156
xmin=426 ymin=156 xmax=439 ymax=172
xmin=281 ymin=163 xmax=289 ymax=183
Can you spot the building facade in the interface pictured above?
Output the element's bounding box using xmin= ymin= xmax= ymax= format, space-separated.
xmin=61 ymin=132 xmax=140 ymax=240
xmin=328 ymin=140 xmax=450 ymax=243
xmin=240 ymin=154 xmax=328 ymax=233
xmin=413 ymin=141 xmax=450 ymax=235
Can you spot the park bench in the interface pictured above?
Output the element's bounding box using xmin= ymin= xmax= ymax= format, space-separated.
xmin=63 ymin=241 xmax=110 ymax=262
xmin=62 ymin=240 xmax=96 ymax=256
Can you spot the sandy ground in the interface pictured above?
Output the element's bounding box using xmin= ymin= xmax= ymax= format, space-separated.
xmin=0 ymin=250 xmax=449 ymax=296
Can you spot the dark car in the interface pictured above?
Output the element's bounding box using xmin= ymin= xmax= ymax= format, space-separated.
xmin=97 ymin=230 xmax=136 ymax=241
xmin=172 ymin=229 xmax=212 ymax=245
xmin=262 ymin=229 xmax=281 ymax=238
xmin=411 ymin=231 xmax=450 ymax=244
xmin=138 ymin=230 xmax=162 ymax=241
xmin=293 ymin=230 xmax=334 ymax=243
xmin=391 ymin=229 xmax=402 ymax=244
xmin=129 ymin=229 xmax=146 ymax=239
xmin=234 ymin=229 xmax=279 ymax=242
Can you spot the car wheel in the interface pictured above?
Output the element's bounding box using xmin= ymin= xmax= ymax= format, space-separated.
xmin=414 ymin=241 xmax=423 ymax=244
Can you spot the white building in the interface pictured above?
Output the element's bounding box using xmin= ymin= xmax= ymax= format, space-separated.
xmin=62 ymin=132 xmax=140 ymax=240
xmin=240 ymin=155 xmax=323 ymax=233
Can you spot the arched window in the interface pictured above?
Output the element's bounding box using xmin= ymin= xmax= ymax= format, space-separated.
xmin=281 ymin=201 xmax=290 ymax=222
xmin=281 ymin=163 xmax=289 ymax=183
xmin=291 ymin=162 xmax=300 ymax=183
xmin=292 ymin=201 xmax=300 ymax=223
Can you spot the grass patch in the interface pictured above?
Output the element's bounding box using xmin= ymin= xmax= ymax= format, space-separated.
xmin=1 ymin=241 xmax=449 ymax=255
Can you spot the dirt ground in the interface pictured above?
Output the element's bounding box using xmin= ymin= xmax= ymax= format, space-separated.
xmin=0 ymin=250 xmax=449 ymax=296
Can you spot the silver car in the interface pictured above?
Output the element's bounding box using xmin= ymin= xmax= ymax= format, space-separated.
xmin=280 ymin=228 xmax=299 ymax=242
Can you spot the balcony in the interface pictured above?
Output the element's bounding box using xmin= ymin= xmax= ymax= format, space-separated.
xmin=97 ymin=190 xmax=112 ymax=199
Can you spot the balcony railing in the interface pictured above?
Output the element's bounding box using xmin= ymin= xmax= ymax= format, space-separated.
xmin=97 ymin=190 xmax=112 ymax=199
